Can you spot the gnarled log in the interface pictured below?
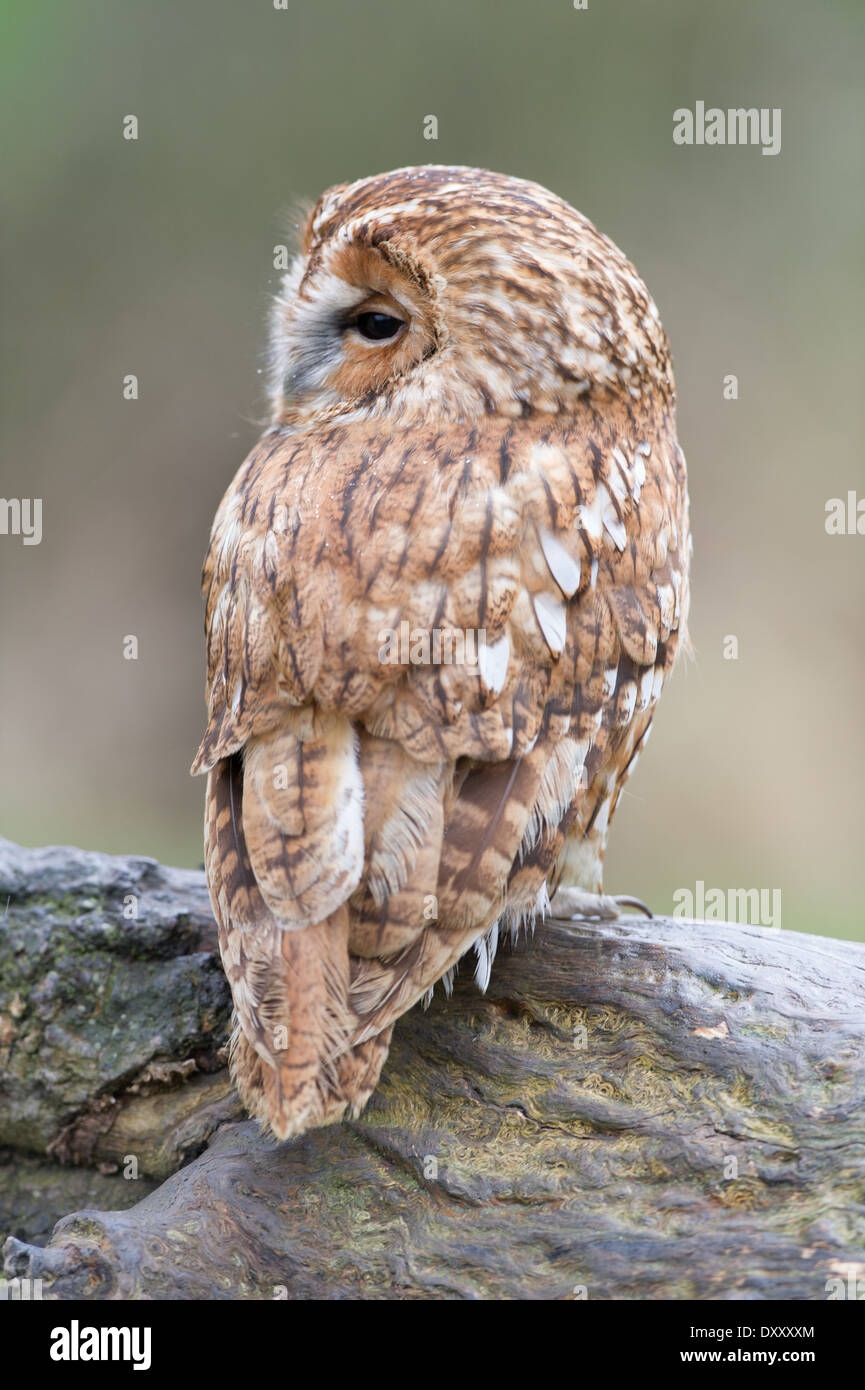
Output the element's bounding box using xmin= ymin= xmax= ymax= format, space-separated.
xmin=1 ymin=839 xmax=864 ymax=1299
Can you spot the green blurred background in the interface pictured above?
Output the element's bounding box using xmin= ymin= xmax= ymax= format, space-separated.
xmin=1 ymin=0 xmax=863 ymax=939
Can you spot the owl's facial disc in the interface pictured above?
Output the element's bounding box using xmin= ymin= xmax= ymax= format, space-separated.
xmin=271 ymin=240 xmax=440 ymax=419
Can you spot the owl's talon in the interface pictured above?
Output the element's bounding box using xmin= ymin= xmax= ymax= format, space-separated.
xmin=611 ymin=894 xmax=653 ymax=919
xmin=550 ymin=886 xmax=653 ymax=921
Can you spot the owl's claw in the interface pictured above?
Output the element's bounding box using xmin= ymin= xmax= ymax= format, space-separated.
xmin=550 ymin=886 xmax=653 ymax=921
xmin=610 ymin=894 xmax=654 ymax=919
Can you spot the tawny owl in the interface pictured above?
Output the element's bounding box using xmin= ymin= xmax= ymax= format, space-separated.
xmin=192 ymin=165 xmax=691 ymax=1140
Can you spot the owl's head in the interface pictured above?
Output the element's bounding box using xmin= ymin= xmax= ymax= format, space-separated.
xmin=268 ymin=165 xmax=673 ymax=427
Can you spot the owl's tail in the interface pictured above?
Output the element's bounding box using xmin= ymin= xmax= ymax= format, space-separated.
xmin=223 ymin=908 xmax=394 ymax=1139
xmin=203 ymin=711 xmax=555 ymax=1139
xmin=204 ymin=716 xmax=392 ymax=1140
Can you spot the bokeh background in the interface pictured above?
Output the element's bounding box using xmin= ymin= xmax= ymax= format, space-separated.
xmin=2 ymin=0 xmax=863 ymax=939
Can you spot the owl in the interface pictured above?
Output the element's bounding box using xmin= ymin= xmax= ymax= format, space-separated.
xmin=192 ymin=165 xmax=691 ymax=1141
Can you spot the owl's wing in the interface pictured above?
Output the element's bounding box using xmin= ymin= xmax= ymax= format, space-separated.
xmin=194 ymin=407 xmax=689 ymax=1134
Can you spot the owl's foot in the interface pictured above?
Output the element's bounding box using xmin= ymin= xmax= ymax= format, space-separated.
xmin=550 ymin=886 xmax=653 ymax=921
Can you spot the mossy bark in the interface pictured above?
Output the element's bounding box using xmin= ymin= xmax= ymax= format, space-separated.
xmin=2 ymin=838 xmax=864 ymax=1299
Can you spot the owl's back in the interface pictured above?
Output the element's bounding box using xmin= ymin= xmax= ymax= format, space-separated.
xmin=195 ymin=399 xmax=689 ymax=1138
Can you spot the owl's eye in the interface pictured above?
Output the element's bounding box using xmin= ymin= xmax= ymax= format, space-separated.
xmin=351 ymin=311 xmax=406 ymax=342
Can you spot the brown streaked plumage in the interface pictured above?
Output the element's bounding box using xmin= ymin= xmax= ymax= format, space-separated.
xmin=193 ymin=165 xmax=691 ymax=1139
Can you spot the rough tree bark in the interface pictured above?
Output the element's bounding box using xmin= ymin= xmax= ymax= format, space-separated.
xmin=1 ymin=837 xmax=864 ymax=1300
